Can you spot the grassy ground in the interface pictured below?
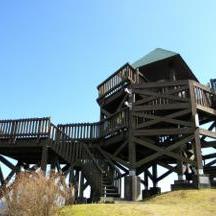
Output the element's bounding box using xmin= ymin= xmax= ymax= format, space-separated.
xmin=58 ymin=189 xmax=216 ymax=216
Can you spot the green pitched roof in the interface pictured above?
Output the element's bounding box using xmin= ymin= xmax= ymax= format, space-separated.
xmin=132 ymin=48 xmax=179 ymax=68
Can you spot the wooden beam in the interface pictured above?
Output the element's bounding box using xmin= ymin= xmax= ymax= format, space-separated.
xmin=0 ymin=166 xmax=4 ymax=185
xmin=196 ymin=104 xmax=216 ymax=116
xmin=134 ymin=128 xmax=194 ymax=136
xmin=133 ymin=80 xmax=188 ymax=89
xmin=203 ymin=153 xmax=216 ymax=160
xmin=135 ymin=86 xmax=190 ymax=106
xmin=99 ymin=149 xmax=132 ymax=169
xmin=113 ymin=141 xmax=127 ymax=157
xmin=205 ymin=159 xmax=216 ymax=167
xmin=134 ymin=137 xmax=192 ymax=165
xmin=134 ymin=89 xmax=189 ymax=104
xmin=134 ymin=108 xmax=191 ymax=127
xmin=134 ymin=103 xmax=190 ymax=111
xmin=157 ymin=166 xmax=177 ymax=182
xmin=0 ymin=155 xmax=19 ymax=172
xmin=201 ymin=141 xmax=216 ymax=148
xmin=136 ymin=113 xmax=192 ymax=129
xmin=41 ymin=146 xmax=48 ymax=172
xmin=135 ymin=135 xmax=194 ymax=168
xmin=199 ymin=129 xmax=216 ymax=139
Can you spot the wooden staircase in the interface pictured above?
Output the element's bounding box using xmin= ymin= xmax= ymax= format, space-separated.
xmin=50 ymin=124 xmax=121 ymax=200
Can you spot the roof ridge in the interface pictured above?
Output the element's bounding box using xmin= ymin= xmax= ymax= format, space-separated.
xmin=132 ymin=48 xmax=178 ymax=68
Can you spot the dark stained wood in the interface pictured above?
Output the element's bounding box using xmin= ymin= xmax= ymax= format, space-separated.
xmin=0 ymin=60 xmax=215 ymax=200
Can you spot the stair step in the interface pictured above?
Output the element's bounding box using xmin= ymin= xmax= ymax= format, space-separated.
xmin=103 ymin=193 xmax=120 ymax=197
xmin=104 ymin=188 xmax=117 ymax=192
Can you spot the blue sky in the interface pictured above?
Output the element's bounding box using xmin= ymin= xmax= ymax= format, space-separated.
xmin=0 ymin=0 xmax=216 ymax=124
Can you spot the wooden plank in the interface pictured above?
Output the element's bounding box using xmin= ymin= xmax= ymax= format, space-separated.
xmin=196 ymin=104 xmax=216 ymax=116
xmin=41 ymin=146 xmax=48 ymax=172
xmin=135 ymin=86 xmax=189 ymax=106
xmin=134 ymin=128 xmax=194 ymax=136
xmin=134 ymin=137 xmax=192 ymax=163
xmin=136 ymin=113 xmax=192 ymax=128
xmin=134 ymin=103 xmax=190 ymax=111
xmin=0 ymin=165 xmax=4 ymax=185
xmin=113 ymin=140 xmax=127 ymax=156
xmin=205 ymin=159 xmax=216 ymax=167
xmin=133 ymin=80 xmax=188 ymax=89
xmin=134 ymin=89 xmax=189 ymax=103
xmin=203 ymin=153 xmax=216 ymax=160
xmin=135 ymin=135 xmax=194 ymax=168
xmin=201 ymin=141 xmax=216 ymax=148
xmin=157 ymin=166 xmax=177 ymax=182
xmin=0 ymin=155 xmax=20 ymax=172
xmin=199 ymin=129 xmax=216 ymax=139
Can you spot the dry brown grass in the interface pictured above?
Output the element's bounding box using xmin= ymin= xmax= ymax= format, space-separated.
xmin=4 ymin=171 xmax=72 ymax=216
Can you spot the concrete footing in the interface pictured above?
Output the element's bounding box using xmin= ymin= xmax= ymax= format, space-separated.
xmin=194 ymin=175 xmax=211 ymax=188
xmin=142 ymin=187 xmax=161 ymax=199
xmin=171 ymin=175 xmax=210 ymax=190
xmin=124 ymin=176 xmax=141 ymax=201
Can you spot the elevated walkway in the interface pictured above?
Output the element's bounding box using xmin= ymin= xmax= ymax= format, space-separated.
xmin=0 ymin=117 xmax=121 ymax=200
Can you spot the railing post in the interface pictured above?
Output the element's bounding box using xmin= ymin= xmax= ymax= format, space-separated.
xmin=10 ymin=121 xmax=17 ymax=143
xmin=47 ymin=117 xmax=51 ymax=139
xmin=37 ymin=119 xmax=41 ymax=143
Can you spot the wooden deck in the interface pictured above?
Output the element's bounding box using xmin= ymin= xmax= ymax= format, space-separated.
xmin=0 ymin=77 xmax=215 ymax=200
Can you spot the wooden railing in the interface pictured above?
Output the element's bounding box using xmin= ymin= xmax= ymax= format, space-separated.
xmin=133 ymin=80 xmax=190 ymax=107
xmin=0 ymin=108 xmax=129 ymax=142
xmin=58 ymin=123 xmax=100 ymax=140
xmin=58 ymin=108 xmax=129 ymax=140
xmin=101 ymin=108 xmax=128 ymax=138
xmin=97 ymin=63 xmax=139 ymax=99
xmin=192 ymin=81 xmax=216 ymax=109
xmin=0 ymin=117 xmax=50 ymax=139
xmin=49 ymin=123 xmax=104 ymax=173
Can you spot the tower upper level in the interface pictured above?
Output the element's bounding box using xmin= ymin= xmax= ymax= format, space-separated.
xmin=132 ymin=48 xmax=199 ymax=82
xmin=97 ymin=48 xmax=199 ymax=103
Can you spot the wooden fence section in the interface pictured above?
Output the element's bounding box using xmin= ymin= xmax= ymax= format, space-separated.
xmin=58 ymin=108 xmax=129 ymax=140
xmin=97 ymin=63 xmax=139 ymax=99
xmin=101 ymin=108 xmax=128 ymax=138
xmin=0 ymin=117 xmax=50 ymax=139
xmin=192 ymin=81 xmax=216 ymax=110
xmin=58 ymin=123 xmax=100 ymax=140
xmin=133 ymin=80 xmax=190 ymax=109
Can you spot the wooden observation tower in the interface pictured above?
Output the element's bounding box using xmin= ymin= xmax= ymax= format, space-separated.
xmin=0 ymin=48 xmax=216 ymax=201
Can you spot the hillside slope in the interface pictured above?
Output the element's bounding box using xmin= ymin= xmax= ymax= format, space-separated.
xmin=59 ymin=189 xmax=216 ymax=216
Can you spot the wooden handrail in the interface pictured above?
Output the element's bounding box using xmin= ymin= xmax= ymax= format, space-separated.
xmin=97 ymin=63 xmax=131 ymax=89
xmin=97 ymin=63 xmax=139 ymax=98
xmin=191 ymin=81 xmax=216 ymax=109
xmin=0 ymin=117 xmax=51 ymax=139
xmin=58 ymin=108 xmax=129 ymax=140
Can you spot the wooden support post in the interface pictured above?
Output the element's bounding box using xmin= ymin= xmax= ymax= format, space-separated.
xmin=152 ymin=164 xmax=158 ymax=188
xmin=189 ymin=81 xmax=203 ymax=173
xmin=128 ymin=91 xmax=136 ymax=173
xmin=74 ymin=170 xmax=79 ymax=201
xmin=189 ymin=81 xmax=210 ymax=188
xmin=0 ymin=165 xmax=4 ymax=185
xmin=177 ymin=160 xmax=184 ymax=181
xmin=78 ymin=171 xmax=85 ymax=199
xmin=51 ymin=161 xmax=55 ymax=172
xmin=41 ymin=146 xmax=48 ymax=173
xmin=144 ymin=170 xmax=148 ymax=189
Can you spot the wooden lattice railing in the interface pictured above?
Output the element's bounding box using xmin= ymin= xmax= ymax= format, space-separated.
xmin=0 ymin=117 xmax=50 ymax=139
xmin=58 ymin=122 xmax=100 ymax=140
xmin=192 ymin=81 xmax=216 ymax=110
xmin=58 ymin=108 xmax=129 ymax=140
xmin=97 ymin=63 xmax=139 ymax=99
xmin=133 ymin=80 xmax=216 ymax=109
